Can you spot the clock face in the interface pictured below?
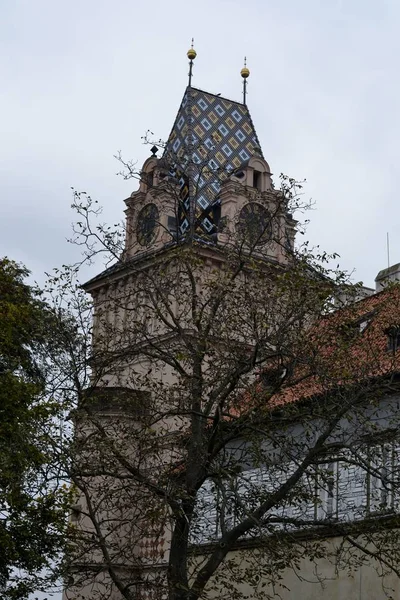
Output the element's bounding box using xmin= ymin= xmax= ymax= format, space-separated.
xmin=136 ymin=203 xmax=159 ymax=246
xmin=238 ymin=203 xmax=271 ymax=246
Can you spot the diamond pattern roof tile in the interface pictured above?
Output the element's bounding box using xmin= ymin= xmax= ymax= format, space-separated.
xmin=163 ymin=87 xmax=264 ymax=237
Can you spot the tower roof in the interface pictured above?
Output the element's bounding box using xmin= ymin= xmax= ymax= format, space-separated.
xmin=162 ymin=86 xmax=264 ymax=236
xmin=164 ymin=86 xmax=263 ymax=172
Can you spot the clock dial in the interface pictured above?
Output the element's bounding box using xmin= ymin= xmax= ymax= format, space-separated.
xmin=136 ymin=203 xmax=159 ymax=246
xmin=238 ymin=203 xmax=271 ymax=246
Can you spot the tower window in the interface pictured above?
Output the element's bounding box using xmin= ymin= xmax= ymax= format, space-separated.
xmin=168 ymin=216 xmax=178 ymax=238
xmin=253 ymin=170 xmax=262 ymax=191
xmin=147 ymin=170 xmax=154 ymax=188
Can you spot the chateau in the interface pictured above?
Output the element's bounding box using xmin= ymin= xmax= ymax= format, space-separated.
xmin=64 ymin=47 xmax=400 ymax=600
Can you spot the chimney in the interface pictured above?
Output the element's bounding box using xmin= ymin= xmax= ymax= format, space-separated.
xmin=375 ymin=262 xmax=400 ymax=291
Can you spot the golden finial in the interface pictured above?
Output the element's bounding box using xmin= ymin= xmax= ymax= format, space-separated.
xmin=187 ymin=38 xmax=196 ymax=86
xmin=241 ymin=57 xmax=249 ymax=104
xmin=241 ymin=57 xmax=250 ymax=79
xmin=187 ymin=38 xmax=197 ymax=61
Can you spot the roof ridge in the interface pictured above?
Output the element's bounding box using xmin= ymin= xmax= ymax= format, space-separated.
xmin=190 ymin=86 xmax=246 ymax=107
xmin=351 ymin=284 xmax=399 ymax=307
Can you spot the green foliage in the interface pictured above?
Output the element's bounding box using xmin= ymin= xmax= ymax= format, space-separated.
xmin=0 ymin=258 xmax=69 ymax=599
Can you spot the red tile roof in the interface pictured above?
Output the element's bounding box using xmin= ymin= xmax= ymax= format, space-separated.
xmin=234 ymin=285 xmax=400 ymax=415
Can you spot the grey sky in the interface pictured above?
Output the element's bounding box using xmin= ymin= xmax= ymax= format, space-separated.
xmin=1 ymin=1 xmax=400 ymax=597
xmin=2 ymin=0 xmax=400 ymax=289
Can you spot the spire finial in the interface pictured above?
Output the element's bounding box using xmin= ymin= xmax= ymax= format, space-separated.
xmin=187 ymin=38 xmax=197 ymax=87
xmin=241 ymin=56 xmax=250 ymax=104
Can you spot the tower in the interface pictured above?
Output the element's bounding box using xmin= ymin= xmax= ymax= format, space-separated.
xmin=64 ymin=48 xmax=297 ymax=600
xmin=122 ymin=57 xmax=295 ymax=263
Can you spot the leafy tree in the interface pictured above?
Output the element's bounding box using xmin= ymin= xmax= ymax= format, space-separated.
xmin=0 ymin=258 xmax=71 ymax=600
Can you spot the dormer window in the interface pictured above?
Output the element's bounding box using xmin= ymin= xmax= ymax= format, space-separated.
xmin=386 ymin=326 xmax=400 ymax=352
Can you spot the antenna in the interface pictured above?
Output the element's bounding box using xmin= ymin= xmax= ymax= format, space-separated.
xmin=387 ymin=232 xmax=390 ymax=269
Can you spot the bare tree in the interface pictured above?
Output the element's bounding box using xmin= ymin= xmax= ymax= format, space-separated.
xmin=54 ymin=151 xmax=400 ymax=600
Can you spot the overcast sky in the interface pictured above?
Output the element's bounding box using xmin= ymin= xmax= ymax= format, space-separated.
xmin=2 ymin=0 xmax=400 ymax=292
xmin=1 ymin=1 xmax=400 ymax=597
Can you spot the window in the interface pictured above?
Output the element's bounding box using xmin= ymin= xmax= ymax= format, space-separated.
xmin=253 ymin=170 xmax=262 ymax=191
xmin=386 ymin=326 xmax=400 ymax=352
xmin=212 ymin=202 xmax=221 ymax=231
xmin=367 ymin=442 xmax=397 ymax=513
xmin=147 ymin=170 xmax=154 ymax=188
xmin=168 ymin=216 xmax=177 ymax=238
xmin=315 ymin=460 xmax=339 ymax=520
xmin=192 ymin=440 xmax=400 ymax=546
xmin=215 ymin=481 xmax=237 ymax=535
xmin=192 ymin=479 xmax=218 ymax=544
